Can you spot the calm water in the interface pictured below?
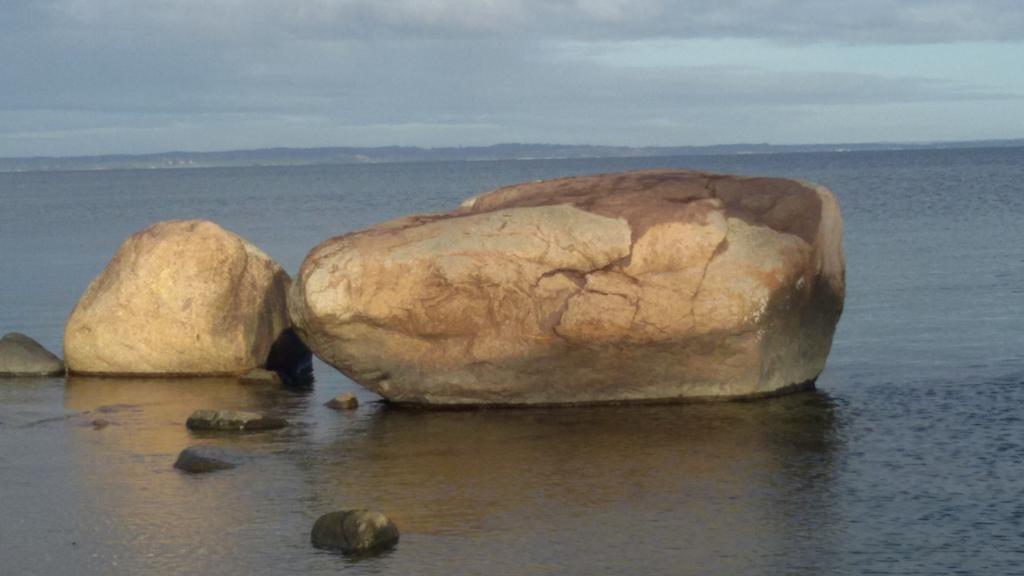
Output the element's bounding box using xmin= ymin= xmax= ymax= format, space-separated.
xmin=1 ymin=148 xmax=1022 ymax=575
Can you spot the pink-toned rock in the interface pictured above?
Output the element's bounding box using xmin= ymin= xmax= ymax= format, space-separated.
xmin=65 ymin=220 xmax=309 ymax=376
xmin=290 ymin=170 xmax=845 ymax=406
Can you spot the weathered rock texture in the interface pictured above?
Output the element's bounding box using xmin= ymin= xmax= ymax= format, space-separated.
xmin=0 ymin=332 xmax=65 ymax=376
xmin=64 ymin=220 xmax=310 ymax=376
xmin=290 ymin=170 xmax=845 ymax=405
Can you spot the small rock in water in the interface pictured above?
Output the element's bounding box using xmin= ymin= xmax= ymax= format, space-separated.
xmin=174 ymin=445 xmax=246 ymax=473
xmin=0 ymin=332 xmax=65 ymax=377
xmin=91 ymin=418 xmax=110 ymax=430
xmin=239 ymin=368 xmax=283 ymax=385
xmin=186 ymin=409 xmax=287 ymax=432
xmin=311 ymin=510 xmax=399 ymax=554
xmin=325 ymin=393 xmax=359 ymax=410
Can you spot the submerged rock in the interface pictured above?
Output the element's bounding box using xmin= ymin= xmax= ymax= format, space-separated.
xmin=239 ymin=368 xmax=283 ymax=385
xmin=64 ymin=219 xmax=311 ymax=376
xmin=185 ymin=409 xmax=287 ymax=432
xmin=290 ymin=170 xmax=845 ymax=405
xmin=324 ymin=393 xmax=359 ymax=410
xmin=173 ymin=445 xmax=247 ymax=473
xmin=310 ymin=510 xmax=399 ymax=554
xmin=0 ymin=332 xmax=65 ymax=377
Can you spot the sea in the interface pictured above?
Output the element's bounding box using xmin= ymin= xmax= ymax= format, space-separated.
xmin=1 ymin=148 xmax=1022 ymax=575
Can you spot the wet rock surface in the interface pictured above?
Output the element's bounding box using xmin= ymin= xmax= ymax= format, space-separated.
xmin=173 ymin=445 xmax=248 ymax=473
xmin=290 ymin=170 xmax=845 ymax=405
xmin=239 ymin=368 xmax=283 ymax=385
xmin=324 ymin=393 xmax=359 ymax=410
xmin=310 ymin=510 xmax=399 ymax=554
xmin=185 ymin=409 xmax=287 ymax=432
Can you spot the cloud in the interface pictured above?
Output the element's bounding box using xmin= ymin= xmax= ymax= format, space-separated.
xmin=1 ymin=0 xmax=1023 ymax=155
xmin=24 ymin=0 xmax=1024 ymax=43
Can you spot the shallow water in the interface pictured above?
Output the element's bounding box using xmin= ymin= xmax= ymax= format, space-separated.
xmin=1 ymin=148 xmax=1023 ymax=574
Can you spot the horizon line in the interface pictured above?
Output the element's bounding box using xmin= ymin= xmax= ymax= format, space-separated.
xmin=3 ymin=136 xmax=1024 ymax=162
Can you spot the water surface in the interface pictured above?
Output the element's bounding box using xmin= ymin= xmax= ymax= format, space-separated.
xmin=1 ymin=148 xmax=1023 ymax=574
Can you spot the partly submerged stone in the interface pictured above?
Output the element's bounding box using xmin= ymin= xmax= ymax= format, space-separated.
xmin=173 ymin=445 xmax=247 ymax=473
xmin=64 ymin=219 xmax=311 ymax=376
xmin=185 ymin=409 xmax=287 ymax=432
xmin=0 ymin=332 xmax=65 ymax=377
xmin=324 ymin=393 xmax=359 ymax=410
xmin=290 ymin=170 xmax=845 ymax=406
xmin=310 ymin=510 xmax=399 ymax=554
xmin=239 ymin=368 xmax=283 ymax=385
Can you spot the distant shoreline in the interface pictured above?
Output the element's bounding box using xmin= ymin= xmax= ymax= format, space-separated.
xmin=2 ymin=139 xmax=1022 ymax=174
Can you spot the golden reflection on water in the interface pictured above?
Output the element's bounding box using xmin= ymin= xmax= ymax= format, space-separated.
xmin=311 ymin=394 xmax=839 ymax=541
xmin=59 ymin=377 xmax=838 ymax=574
xmin=62 ymin=376 xmax=313 ymax=572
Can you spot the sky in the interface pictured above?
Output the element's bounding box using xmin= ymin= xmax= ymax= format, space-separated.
xmin=2 ymin=0 xmax=1023 ymax=157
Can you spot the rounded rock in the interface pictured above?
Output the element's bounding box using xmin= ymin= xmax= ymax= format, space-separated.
xmin=310 ymin=510 xmax=399 ymax=554
xmin=64 ymin=219 xmax=310 ymax=376
xmin=0 ymin=333 xmax=65 ymax=377
xmin=325 ymin=393 xmax=359 ymax=410
xmin=290 ymin=170 xmax=845 ymax=405
xmin=174 ymin=445 xmax=246 ymax=473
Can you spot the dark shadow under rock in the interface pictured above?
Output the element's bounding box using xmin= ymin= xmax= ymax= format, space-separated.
xmin=265 ymin=329 xmax=313 ymax=386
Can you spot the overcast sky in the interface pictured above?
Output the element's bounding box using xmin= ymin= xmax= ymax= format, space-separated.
xmin=2 ymin=0 xmax=1023 ymax=157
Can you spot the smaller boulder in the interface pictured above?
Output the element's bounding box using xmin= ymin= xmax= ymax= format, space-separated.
xmin=91 ymin=418 xmax=110 ymax=430
xmin=0 ymin=333 xmax=65 ymax=377
xmin=311 ymin=510 xmax=399 ymax=554
xmin=239 ymin=368 xmax=282 ymax=385
xmin=325 ymin=393 xmax=359 ymax=410
xmin=186 ymin=409 xmax=287 ymax=432
xmin=63 ymin=219 xmax=308 ymax=376
xmin=174 ymin=446 xmax=247 ymax=473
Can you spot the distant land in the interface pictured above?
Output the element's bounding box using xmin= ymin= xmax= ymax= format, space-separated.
xmin=2 ymin=139 xmax=1023 ymax=173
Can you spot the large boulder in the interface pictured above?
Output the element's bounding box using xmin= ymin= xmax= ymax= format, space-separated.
xmin=0 ymin=332 xmax=65 ymax=377
xmin=289 ymin=170 xmax=845 ymax=405
xmin=64 ymin=220 xmax=310 ymax=376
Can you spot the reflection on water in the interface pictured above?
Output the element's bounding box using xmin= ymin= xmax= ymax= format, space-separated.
xmin=3 ymin=147 xmax=1023 ymax=574
xmin=318 ymin=395 xmax=839 ymax=536
xmin=304 ymin=394 xmax=841 ymax=575
xmin=0 ymin=377 xmax=842 ymax=575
